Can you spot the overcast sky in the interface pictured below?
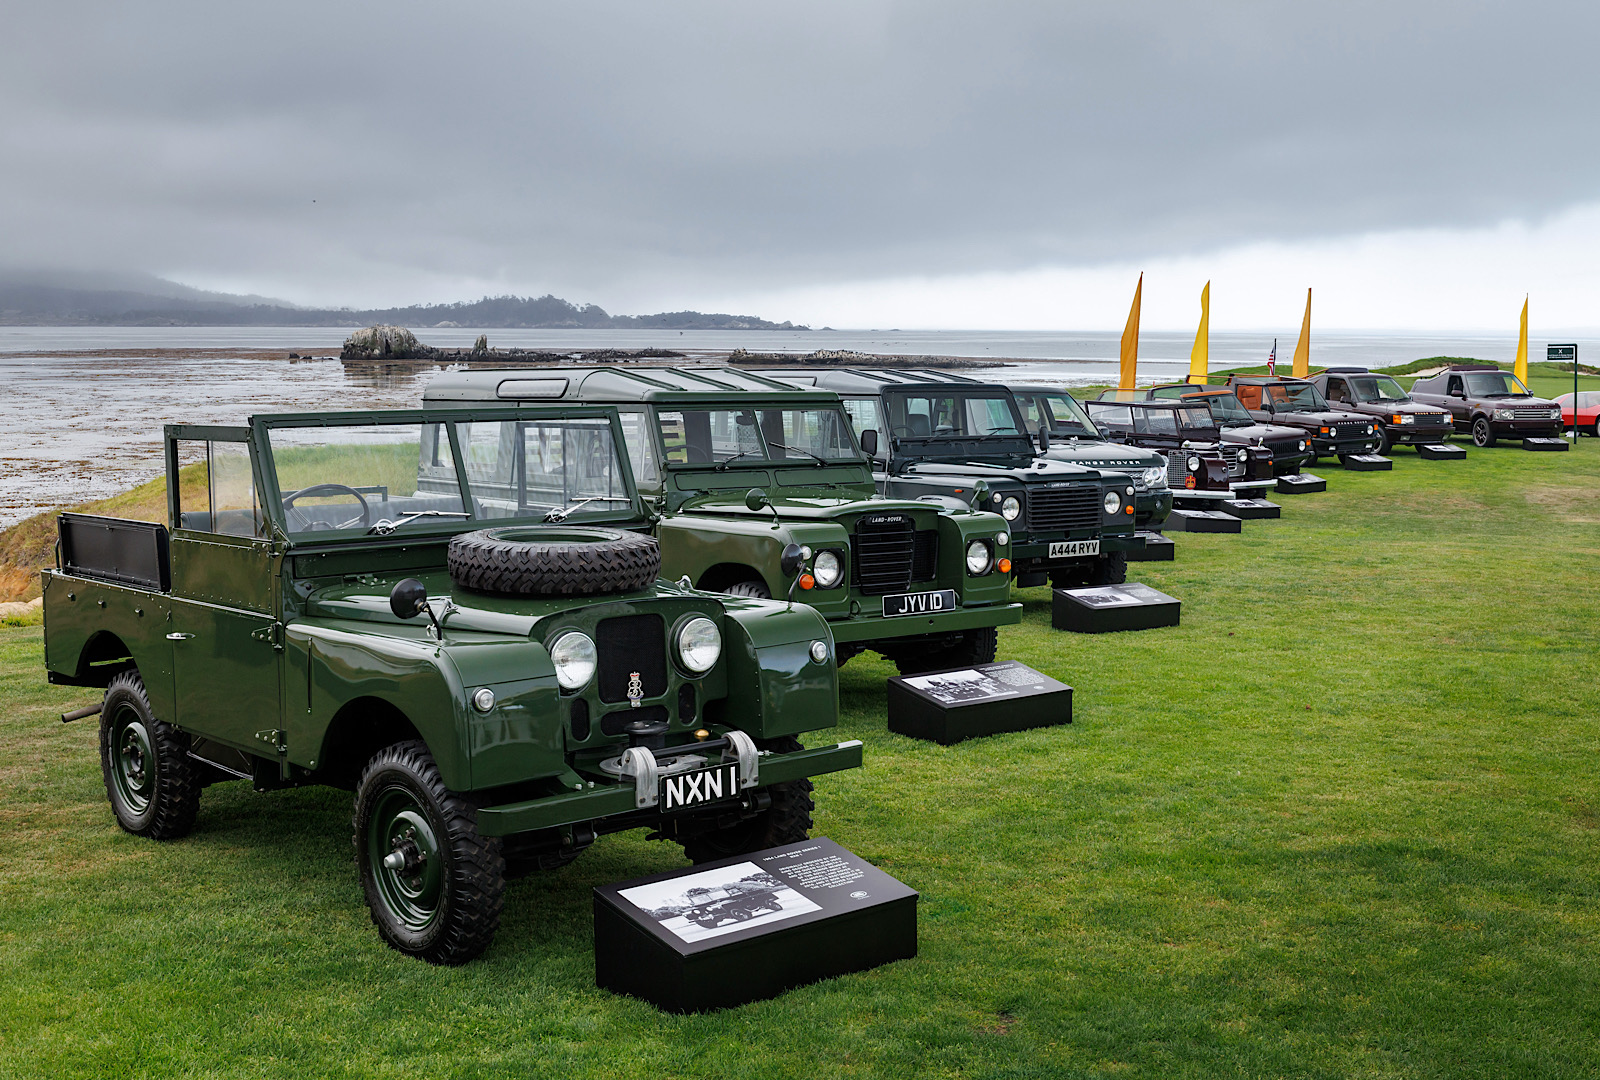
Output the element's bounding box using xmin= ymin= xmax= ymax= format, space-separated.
xmin=3 ymin=1 xmax=1598 ymax=329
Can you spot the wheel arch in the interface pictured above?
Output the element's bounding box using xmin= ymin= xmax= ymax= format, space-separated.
xmin=313 ymin=695 xmax=425 ymax=790
xmin=696 ymin=562 xmax=771 ymax=594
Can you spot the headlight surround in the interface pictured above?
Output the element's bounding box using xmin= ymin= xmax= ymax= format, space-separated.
xmin=675 ymin=616 xmax=722 ymax=675
xmin=965 ymin=539 xmax=992 ymax=575
xmin=1141 ymin=465 xmax=1168 ymax=490
xmin=1103 ymin=490 xmax=1122 ymax=515
xmin=1396 ymin=414 xmax=1413 ymax=424
xmin=1000 ymin=495 xmax=1021 ymax=521
xmin=812 ymin=550 xmax=843 ymax=589
xmin=549 ymin=631 xmax=597 ymax=692
xmin=1186 ymin=455 xmax=1202 ymax=472
xmin=1494 ymin=408 xmax=1512 ymax=420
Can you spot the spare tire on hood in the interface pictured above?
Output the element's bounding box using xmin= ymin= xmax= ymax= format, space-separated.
xmin=447 ymin=526 xmax=661 ymax=597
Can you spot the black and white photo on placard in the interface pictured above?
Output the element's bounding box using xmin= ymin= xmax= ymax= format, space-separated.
xmin=618 ymin=861 xmax=822 ymax=944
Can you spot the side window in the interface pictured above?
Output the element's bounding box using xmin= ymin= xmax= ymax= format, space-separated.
xmin=1142 ymin=410 xmax=1179 ymax=436
xmin=841 ymin=397 xmax=882 ymax=448
xmin=174 ymin=440 xmax=263 ymax=537
xmin=1447 ymin=376 xmax=1464 ymax=395
xmin=1325 ymin=378 xmax=1347 ymax=403
xmin=1017 ymin=395 xmax=1044 ymax=433
xmin=617 ymin=410 xmax=660 ymax=487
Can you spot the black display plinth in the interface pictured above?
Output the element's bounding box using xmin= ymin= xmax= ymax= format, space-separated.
xmin=1127 ymin=530 xmax=1175 ymax=561
xmin=1163 ymin=508 xmax=1242 ymax=533
xmin=1220 ymin=498 xmax=1281 ymax=519
xmin=886 ymin=660 xmax=1071 ymax=745
xmin=1343 ymin=454 xmax=1393 ymax=471
xmin=1276 ymin=472 xmax=1326 ymax=493
xmin=1418 ymin=443 xmax=1466 ymax=460
xmin=594 ymin=838 xmax=917 ymax=1013
xmin=1052 ymin=582 xmax=1180 ymax=633
xmin=1523 ymin=437 xmax=1570 ymax=451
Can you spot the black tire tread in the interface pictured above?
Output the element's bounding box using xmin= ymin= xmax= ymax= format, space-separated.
xmin=353 ymin=739 xmax=506 ymax=965
xmin=99 ymin=670 xmax=199 ymax=840
xmin=891 ymin=626 xmax=1000 ymax=677
xmin=721 ymin=579 xmax=772 ymax=599
xmin=679 ymin=736 xmax=815 ymax=864
xmin=447 ymin=527 xmax=660 ymax=597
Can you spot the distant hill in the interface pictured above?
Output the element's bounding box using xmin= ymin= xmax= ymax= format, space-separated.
xmin=0 ymin=271 xmax=806 ymax=330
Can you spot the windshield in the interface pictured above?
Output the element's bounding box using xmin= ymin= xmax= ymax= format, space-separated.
xmin=267 ymin=417 xmax=631 ymax=536
xmin=1019 ymin=392 xmax=1099 ymax=437
xmin=1464 ymin=372 xmax=1531 ymax=397
xmin=656 ymin=406 xmax=859 ymax=465
xmin=1349 ymin=375 xmax=1410 ymax=402
xmin=1183 ymin=392 xmax=1251 ymax=424
xmin=1257 ymin=382 xmax=1329 ymax=411
xmin=885 ymin=390 xmax=1025 ymax=438
xmin=1173 ymin=405 xmax=1218 ymax=433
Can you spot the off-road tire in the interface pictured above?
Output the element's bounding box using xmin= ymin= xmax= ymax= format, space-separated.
xmin=1472 ymin=417 xmax=1497 ymax=447
xmin=99 ymin=671 xmax=199 ymax=839
xmin=891 ymin=626 xmax=1000 ymax=677
xmin=1087 ymin=550 xmax=1128 ymax=586
xmin=447 ymin=526 xmax=660 ymax=597
xmin=678 ymin=736 xmax=814 ymax=864
xmin=353 ymin=740 xmax=506 ymax=964
xmin=721 ymin=579 xmax=772 ymax=599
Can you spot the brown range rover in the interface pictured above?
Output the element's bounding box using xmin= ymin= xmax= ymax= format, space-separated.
xmin=1407 ymin=364 xmax=1564 ymax=447
xmin=1308 ymin=368 xmax=1454 ymax=454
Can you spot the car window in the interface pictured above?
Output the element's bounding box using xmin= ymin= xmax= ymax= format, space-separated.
xmin=1040 ymin=393 xmax=1099 ymax=436
xmin=1086 ymin=403 xmax=1134 ymax=431
xmin=1325 ymin=377 xmax=1348 ymax=403
xmin=1234 ymin=384 xmax=1263 ymax=409
xmin=173 ymin=438 xmax=265 ymax=538
xmin=886 ymin=392 xmax=1023 ymax=438
xmin=842 ymin=397 xmax=882 ymax=446
xmin=1463 ymin=372 xmax=1531 ymax=397
xmin=1148 ymin=385 xmax=1187 ymax=399
xmin=1016 ymin=394 xmax=1047 ymax=434
xmin=1447 ymin=375 xmax=1464 ymax=395
xmin=1138 ymin=409 xmax=1179 ymax=435
xmin=456 ymin=418 xmax=628 ymax=520
xmin=656 ymin=407 xmax=857 ymax=464
xmin=270 ymin=422 xmax=469 ymax=535
xmin=617 ymin=410 xmax=659 ymax=487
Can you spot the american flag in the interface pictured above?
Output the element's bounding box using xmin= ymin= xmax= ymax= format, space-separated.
xmin=1267 ymin=339 xmax=1277 ymax=376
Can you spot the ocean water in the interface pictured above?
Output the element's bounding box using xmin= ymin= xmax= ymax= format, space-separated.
xmin=1 ymin=326 xmax=1588 ymax=525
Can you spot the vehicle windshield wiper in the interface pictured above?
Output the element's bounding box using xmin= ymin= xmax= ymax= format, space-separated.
xmin=366 ymin=510 xmax=471 ymax=535
xmin=767 ymin=440 xmax=829 ymax=465
xmin=714 ymin=448 xmax=767 ymax=471
xmin=542 ymin=496 xmax=633 ymax=522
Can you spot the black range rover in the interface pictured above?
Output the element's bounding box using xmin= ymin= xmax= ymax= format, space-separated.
xmin=1226 ymin=376 xmax=1380 ymax=465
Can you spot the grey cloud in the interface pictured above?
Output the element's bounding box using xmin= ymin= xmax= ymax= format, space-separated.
xmin=2 ymin=1 xmax=1596 ymax=305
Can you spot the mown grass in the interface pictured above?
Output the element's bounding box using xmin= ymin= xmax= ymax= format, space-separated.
xmin=2 ymin=439 xmax=1599 ymax=1078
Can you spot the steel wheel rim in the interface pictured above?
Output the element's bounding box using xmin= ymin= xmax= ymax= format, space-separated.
xmin=112 ymin=708 xmax=155 ymax=814
xmin=368 ymin=785 xmax=445 ymax=932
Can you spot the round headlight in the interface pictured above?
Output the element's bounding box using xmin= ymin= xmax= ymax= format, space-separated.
xmin=1187 ymin=455 xmax=1202 ymax=472
xmin=813 ymin=550 xmax=843 ymax=588
xmin=1000 ymin=496 xmax=1021 ymax=520
xmin=996 ymin=531 xmax=1009 ymax=547
xmin=471 ymin=687 xmax=496 ymax=713
xmin=675 ymin=616 xmax=722 ymax=674
xmin=1103 ymin=490 xmax=1122 ymax=515
xmin=1142 ymin=466 xmax=1168 ymax=489
xmin=809 ymin=639 xmax=829 ymax=664
xmin=549 ymin=632 xmax=597 ymax=692
xmin=965 ymin=539 xmax=992 ymax=575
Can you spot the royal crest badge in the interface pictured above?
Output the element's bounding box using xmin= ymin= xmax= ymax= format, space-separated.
xmin=627 ymin=671 xmax=643 ymax=708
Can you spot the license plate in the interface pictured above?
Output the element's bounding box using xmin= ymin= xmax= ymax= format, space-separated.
xmin=883 ymin=589 xmax=958 ymax=617
xmin=660 ymin=762 xmax=740 ymax=812
xmin=1048 ymin=540 xmax=1100 ymax=559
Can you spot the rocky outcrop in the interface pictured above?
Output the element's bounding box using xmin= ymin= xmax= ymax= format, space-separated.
xmin=342 ymin=325 xmax=429 ymax=359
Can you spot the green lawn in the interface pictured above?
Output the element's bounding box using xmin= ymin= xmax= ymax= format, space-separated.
xmin=3 ymin=438 xmax=1599 ymax=1079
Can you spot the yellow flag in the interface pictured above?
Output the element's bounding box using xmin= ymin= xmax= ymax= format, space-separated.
xmin=1119 ymin=273 xmax=1142 ymax=389
xmin=1513 ymin=296 xmax=1529 ymax=385
xmin=1188 ymin=281 xmax=1210 ymax=385
xmin=1291 ymin=288 xmax=1312 ymax=377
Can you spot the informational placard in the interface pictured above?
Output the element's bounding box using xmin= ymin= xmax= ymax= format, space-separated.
xmin=886 ymin=660 xmax=1072 ymax=744
xmin=1053 ymin=582 xmax=1181 ymax=634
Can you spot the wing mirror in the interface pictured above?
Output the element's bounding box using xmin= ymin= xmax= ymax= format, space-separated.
xmin=744 ymin=488 xmax=770 ymax=512
xmin=970 ymin=479 xmax=990 ymax=510
xmin=1037 ymin=426 xmax=1050 ymax=452
xmin=389 ymin=578 xmax=429 ymax=619
xmin=779 ymin=542 xmax=806 ymax=578
xmin=859 ymin=429 xmax=878 ymax=457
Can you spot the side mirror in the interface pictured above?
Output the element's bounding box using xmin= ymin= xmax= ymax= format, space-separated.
xmin=970 ymin=479 xmax=990 ymax=510
xmin=1449 ymin=388 xmax=1464 ymax=398
xmin=1038 ymin=427 xmax=1051 ymax=452
xmin=389 ymin=578 xmax=429 ymax=620
xmin=859 ymin=429 xmax=878 ymax=457
xmin=779 ymin=543 xmax=805 ymax=578
xmin=744 ymin=488 xmax=770 ymax=512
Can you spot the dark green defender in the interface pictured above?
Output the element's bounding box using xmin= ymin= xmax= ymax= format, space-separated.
xmin=424 ymin=368 xmax=1019 ymax=673
xmin=43 ymin=407 xmax=860 ymax=964
xmin=767 ymin=369 xmax=1142 ymax=589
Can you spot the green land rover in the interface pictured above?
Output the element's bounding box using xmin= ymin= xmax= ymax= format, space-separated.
xmin=423 ymin=368 xmax=1020 ymax=673
xmin=43 ymin=406 xmax=861 ymax=964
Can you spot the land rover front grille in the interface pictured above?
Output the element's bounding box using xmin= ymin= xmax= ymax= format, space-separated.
xmin=1226 ymin=451 xmax=1247 ymax=478
xmin=596 ymin=614 xmax=667 ymax=704
xmin=1166 ymin=454 xmax=1186 ymax=487
xmin=911 ymin=530 xmax=939 ymax=581
xmin=1025 ymin=486 xmax=1101 ymax=532
xmin=1510 ymin=408 xmax=1556 ymax=420
xmin=853 ymin=514 xmax=916 ymax=595
xmin=1333 ymin=422 xmax=1368 ymax=438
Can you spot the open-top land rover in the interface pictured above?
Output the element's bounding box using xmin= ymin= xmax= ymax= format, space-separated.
xmin=424 ymin=368 xmax=1019 ymax=673
xmin=1407 ymin=364 xmax=1565 ymax=446
xmin=1307 ymin=368 xmax=1454 ymax=453
xmin=1085 ymin=397 xmax=1277 ymax=504
xmin=1225 ymin=376 xmax=1381 ymax=465
xmin=43 ymin=406 xmax=861 ymax=964
xmin=766 ymin=369 xmax=1141 ymax=589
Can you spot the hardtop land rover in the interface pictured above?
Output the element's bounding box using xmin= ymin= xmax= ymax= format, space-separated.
xmin=1307 ymin=368 xmax=1454 ymax=454
xmin=43 ymin=406 xmax=861 ymax=964
xmin=1408 ymin=364 xmax=1565 ymax=447
xmin=1140 ymin=386 xmax=1316 ymax=475
xmin=1084 ymin=397 xmax=1277 ymax=503
xmin=766 ymin=369 xmax=1141 ymax=589
xmin=1225 ymin=376 xmax=1381 ymax=465
xmin=423 ymin=368 xmax=1019 ymax=674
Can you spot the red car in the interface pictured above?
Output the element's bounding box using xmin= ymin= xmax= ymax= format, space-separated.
xmin=1556 ymin=391 xmax=1600 ymax=437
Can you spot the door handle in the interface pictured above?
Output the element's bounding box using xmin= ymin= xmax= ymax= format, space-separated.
xmin=166 ymin=632 xmax=195 ymax=641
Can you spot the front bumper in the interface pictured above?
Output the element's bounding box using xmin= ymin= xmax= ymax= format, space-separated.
xmin=1386 ymin=423 xmax=1454 ymax=445
xmin=827 ymin=600 xmax=1022 ymax=644
xmin=1135 ymin=490 xmax=1173 ymax=527
xmin=476 ymin=739 xmax=864 ymax=836
xmin=1490 ymin=419 xmax=1564 ymax=437
xmin=1313 ymin=435 xmax=1378 ymax=455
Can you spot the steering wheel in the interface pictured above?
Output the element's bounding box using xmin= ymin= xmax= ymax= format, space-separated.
xmin=281 ymin=483 xmax=372 ymax=531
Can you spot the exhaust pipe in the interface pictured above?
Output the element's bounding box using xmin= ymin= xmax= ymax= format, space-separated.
xmin=60 ymin=703 xmax=102 ymax=724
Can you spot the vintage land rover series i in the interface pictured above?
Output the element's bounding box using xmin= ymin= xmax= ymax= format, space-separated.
xmin=43 ymin=406 xmax=861 ymax=964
